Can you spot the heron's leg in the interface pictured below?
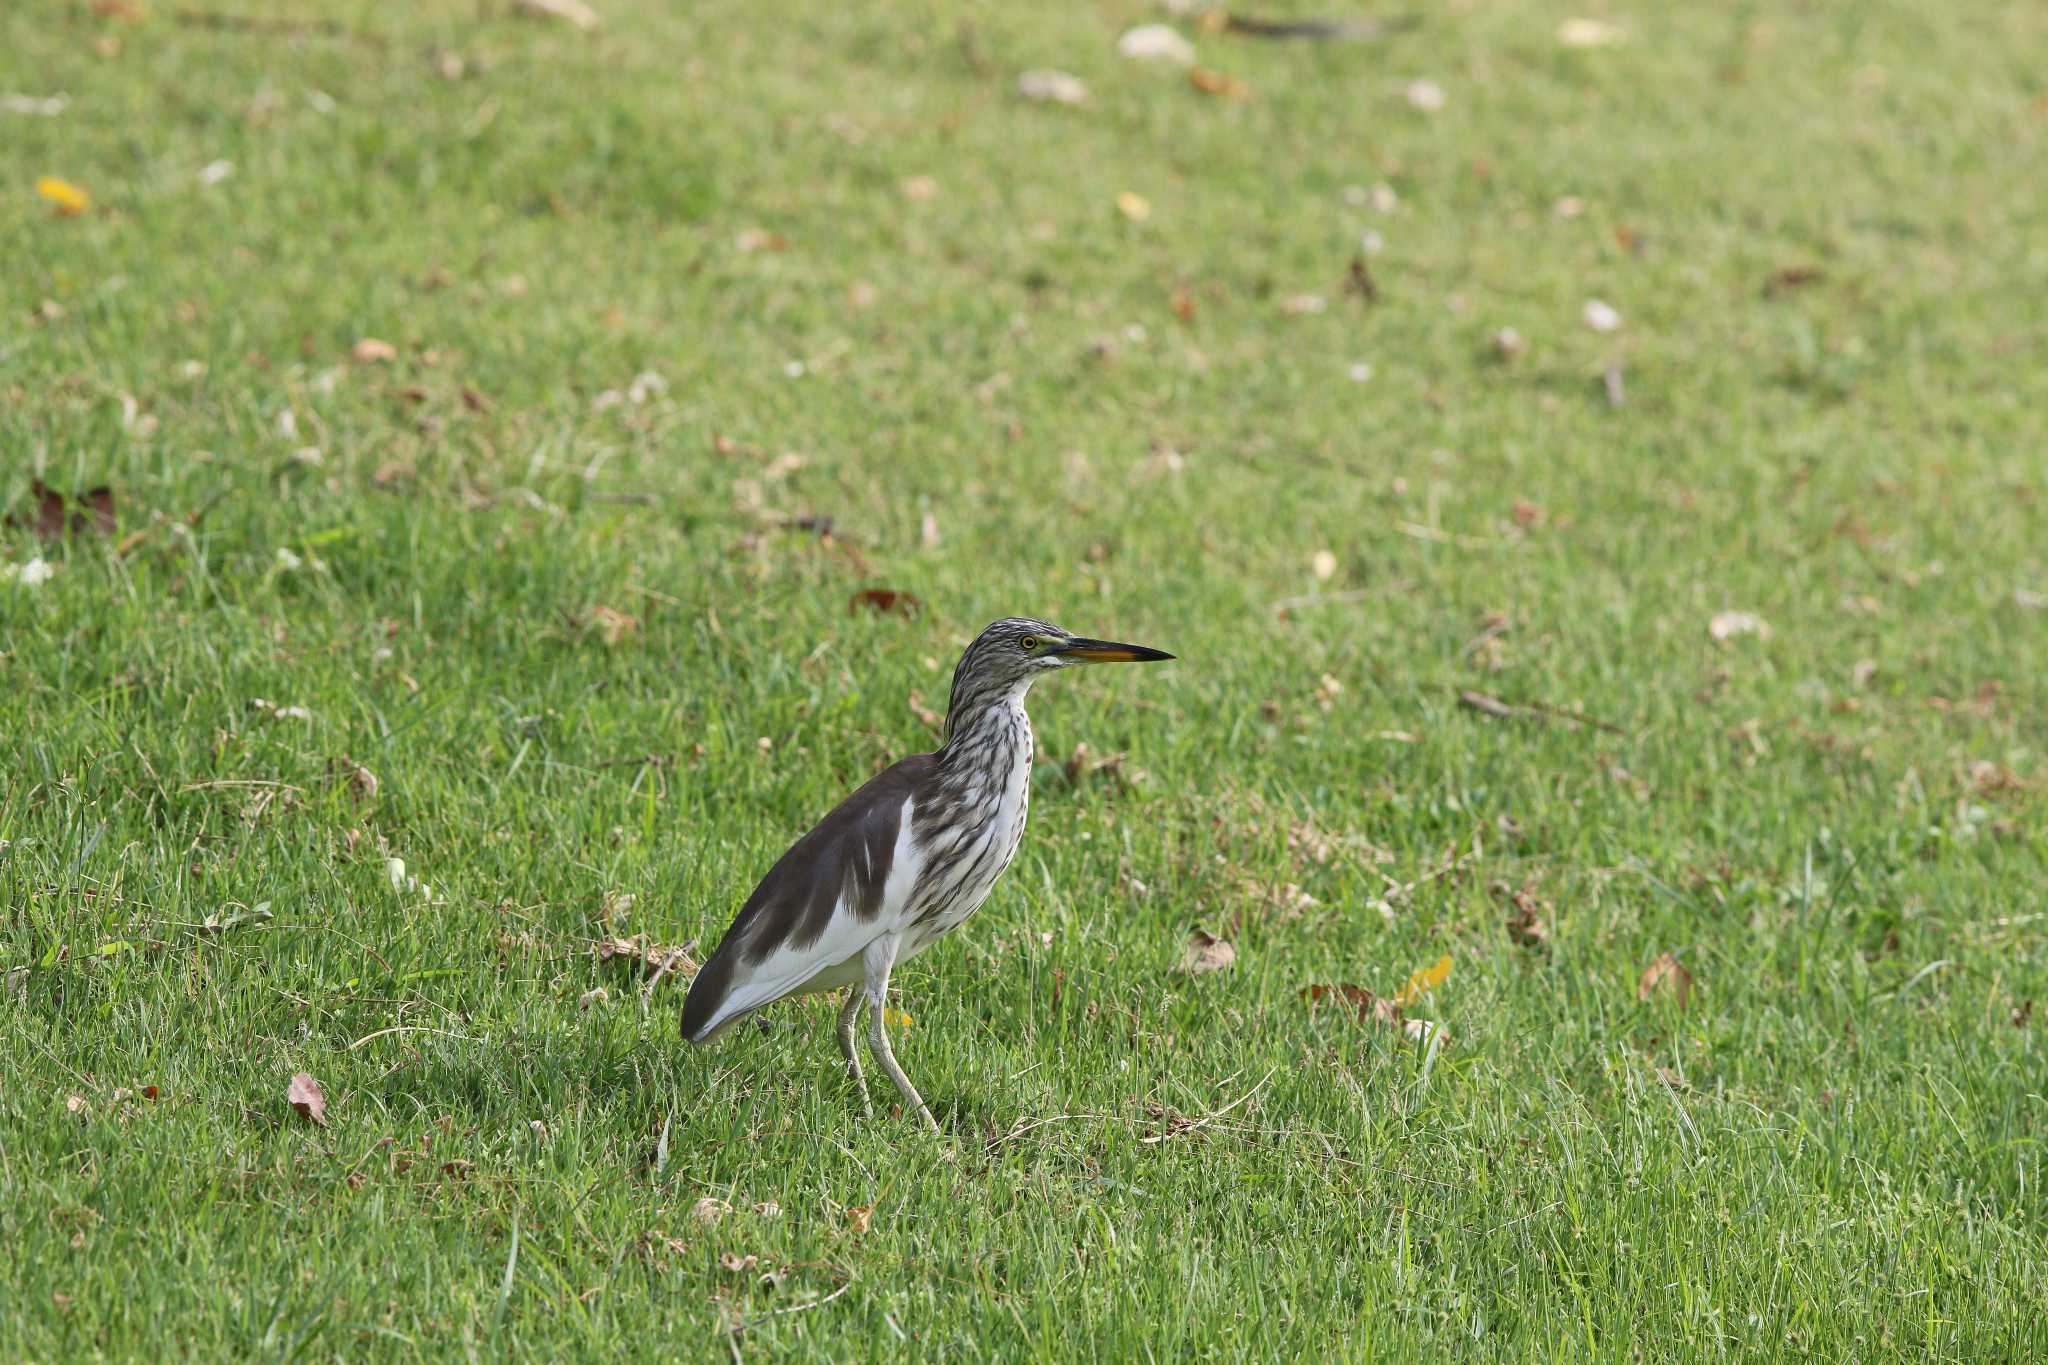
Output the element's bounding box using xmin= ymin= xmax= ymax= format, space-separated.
xmin=836 ymin=989 xmax=873 ymax=1117
xmin=861 ymin=938 xmax=938 ymax=1132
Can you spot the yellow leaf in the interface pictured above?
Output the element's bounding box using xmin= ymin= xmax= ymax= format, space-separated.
xmin=1115 ymin=191 xmax=1151 ymax=222
xmin=882 ymin=1007 xmax=914 ymax=1029
xmin=1393 ymin=953 xmax=1453 ymax=1006
xmin=37 ymin=177 xmax=91 ymax=216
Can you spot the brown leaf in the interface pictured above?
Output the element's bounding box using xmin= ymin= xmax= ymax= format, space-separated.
xmin=718 ymin=1251 xmax=759 ymax=1274
xmin=1637 ymin=953 xmax=1694 ymax=1006
xmin=1344 ymin=256 xmax=1378 ymax=302
xmin=594 ymin=935 xmax=698 ymax=982
xmin=1764 ymin=266 xmax=1824 ymax=297
xmin=844 ymin=1205 xmax=873 ymax=1236
xmin=1188 ymin=67 xmax=1251 ymax=99
xmin=287 ymin=1071 xmax=327 ymax=1126
xmin=691 ymin=1197 xmax=732 ymax=1225
xmin=351 ymin=337 xmax=397 ymax=364
xmin=2012 ymin=999 xmax=2033 ymax=1028
xmin=849 ymin=588 xmax=921 ymax=617
xmin=6 ymin=480 xmax=114 ymax=541
xmin=1497 ymin=881 xmax=1550 ymax=948
xmin=577 ymin=605 xmax=637 ymax=647
xmin=1300 ymin=983 xmax=1447 ymax=1046
xmin=1179 ymin=929 xmax=1236 ymax=975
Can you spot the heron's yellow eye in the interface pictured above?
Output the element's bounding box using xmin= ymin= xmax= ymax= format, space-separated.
xmin=1020 ymin=635 xmax=1042 ymax=652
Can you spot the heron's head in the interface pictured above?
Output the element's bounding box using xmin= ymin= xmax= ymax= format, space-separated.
xmin=944 ymin=616 xmax=1173 ymax=729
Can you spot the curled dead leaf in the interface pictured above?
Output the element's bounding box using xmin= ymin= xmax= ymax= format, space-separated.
xmin=849 ymin=588 xmax=921 ymax=617
xmin=577 ymin=604 xmax=637 ymax=647
xmin=287 ymin=1071 xmax=327 ymax=1126
xmin=513 ymin=0 xmax=600 ymax=30
xmin=1708 ymin=610 xmax=1770 ymax=642
xmin=594 ymin=936 xmax=698 ymax=982
xmin=351 ymin=337 xmax=397 ymax=364
xmin=1637 ymin=952 xmax=1694 ymax=1006
xmin=1301 ymin=983 xmax=1447 ymax=1047
xmin=1180 ymin=929 xmax=1236 ymax=975
xmin=691 ymin=1197 xmax=732 ymax=1225
xmin=6 ymin=480 xmax=114 ymax=542
xmin=1189 ymin=67 xmax=1251 ymax=99
xmin=1392 ymin=953 xmax=1453 ymax=1006
xmin=37 ymin=176 xmax=91 ymax=216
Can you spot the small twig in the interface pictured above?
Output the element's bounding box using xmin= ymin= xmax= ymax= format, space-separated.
xmin=1224 ymin=13 xmax=1420 ymax=41
xmin=726 ymin=1280 xmax=852 ymax=1335
xmin=1140 ymin=1067 xmax=1279 ymax=1145
xmin=1459 ymin=690 xmax=1625 ymax=734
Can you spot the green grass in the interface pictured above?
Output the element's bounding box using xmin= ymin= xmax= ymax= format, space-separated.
xmin=4 ymin=0 xmax=2046 ymax=1357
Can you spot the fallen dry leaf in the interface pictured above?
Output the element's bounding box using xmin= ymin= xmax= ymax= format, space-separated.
xmin=691 ymin=1197 xmax=732 ymax=1225
xmin=718 ymin=1251 xmax=759 ymax=1274
xmin=1310 ymin=549 xmax=1338 ymax=581
xmin=1017 ymin=68 xmax=1088 ymax=105
xmin=577 ymin=985 xmax=608 ymax=1009
xmin=350 ymin=337 xmax=397 ymax=364
xmin=1497 ymin=882 xmax=1550 ymax=948
xmin=1557 ymin=18 xmax=1625 ymax=48
xmin=1708 ymin=610 xmax=1770 ymax=642
xmin=6 ymin=479 xmax=114 ymax=541
xmin=734 ymin=226 xmax=789 ymax=253
xmin=37 ymin=176 xmax=90 ymax=216
xmin=66 ymin=1093 xmax=89 ymax=1116
xmin=287 ymin=1072 xmax=327 ymax=1126
xmin=578 ymin=604 xmax=637 ymax=646
xmin=1637 ymin=953 xmax=1694 ymax=1007
xmin=1115 ymin=191 xmax=1152 ymax=222
xmin=594 ymin=935 xmax=698 ymax=981
xmin=1118 ymin=24 xmax=1196 ymax=66
xmin=1300 ymin=983 xmax=1446 ymax=1046
xmin=1582 ymin=299 xmax=1622 ymax=332
xmin=1189 ymin=67 xmax=1251 ymax=99
xmin=900 ymin=174 xmax=939 ymax=201
xmin=848 ymin=588 xmax=921 ymax=617
xmin=1392 ymin=953 xmax=1453 ymax=1006
xmin=1403 ymin=79 xmax=1446 ymax=112
xmin=1180 ymin=929 xmax=1236 ymax=975
xmin=1764 ymin=266 xmax=1824 ymax=297
xmin=844 ymin=1205 xmax=873 ymax=1236
xmin=513 ymin=0 xmax=600 ymax=30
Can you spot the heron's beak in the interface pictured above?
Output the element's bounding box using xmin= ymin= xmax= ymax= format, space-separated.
xmin=1055 ymin=636 xmax=1176 ymax=664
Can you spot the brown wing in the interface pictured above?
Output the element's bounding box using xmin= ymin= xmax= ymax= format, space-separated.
xmin=681 ymin=753 xmax=934 ymax=1042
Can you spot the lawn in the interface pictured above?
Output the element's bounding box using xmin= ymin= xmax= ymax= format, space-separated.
xmin=3 ymin=0 xmax=2045 ymax=1357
